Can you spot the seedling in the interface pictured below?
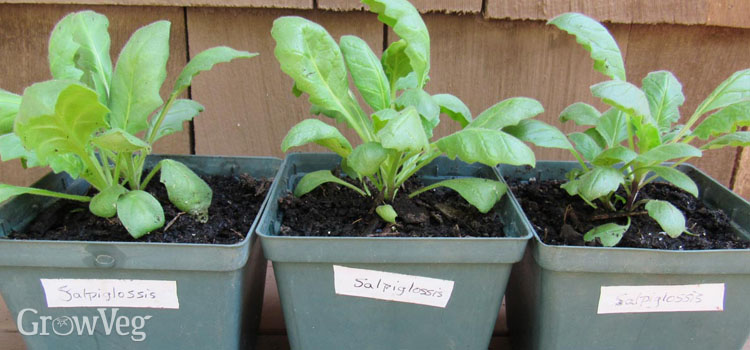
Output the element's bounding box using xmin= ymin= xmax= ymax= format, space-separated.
xmin=0 ymin=11 xmax=255 ymax=238
xmin=548 ymin=13 xmax=750 ymax=246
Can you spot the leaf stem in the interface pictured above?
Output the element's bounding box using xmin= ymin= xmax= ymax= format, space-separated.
xmin=140 ymin=161 xmax=162 ymax=189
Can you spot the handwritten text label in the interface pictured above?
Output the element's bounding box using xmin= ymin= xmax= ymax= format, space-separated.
xmin=41 ymin=279 xmax=179 ymax=309
xmin=597 ymin=283 xmax=724 ymax=314
xmin=333 ymin=265 xmax=454 ymax=308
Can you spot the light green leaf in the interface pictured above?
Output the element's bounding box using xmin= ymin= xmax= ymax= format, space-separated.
xmin=591 ymin=145 xmax=637 ymax=166
xmin=281 ymin=119 xmax=353 ymax=157
xmin=503 ymin=119 xmax=574 ymax=150
xmin=437 ymin=128 xmax=535 ymax=167
xmin=635 ymin=143 xmax=701 ymax=164
xmin=92 ymin=128 xmax=150 ymax=153
xmin=48 ymin=13 xmax=84 ymax=81
xmin=381 ymin=40 xmax=418 ymax=92
xmin=173 ymin=46 xmax=256 ymax=97
xmin=372 ymin=108 xmax=399 ymax=132
xmin=394 ymin=89 xmax=439 ymax=137
xmin=583 ymin=220 xmax=630 ymax=247
xmin=294 ymin=170 xmax=366 ymax=197
xmin=0 ymin=133 xmax=32 ymax=162
xmin=700 ymin=131 xmax=750 ymax=150
xmin=0 ymin=183 xmax=90 ymax=203
xmin=117 ymin=190 xmax=165 ymax=238
xmin=548 ymin=13 xmax=625 ymax=81
xmin=159 ymin=159 xmax=212 ymax=222
xmin=645 ymin=200 xmax=686 ymax=238
xmin=642 ymin=71 xmax=684 ymax=132
xmin=0 ymin=89 xmax=21 ymax=134
xmin=376 ymin=107 xmax=429 ymax=152
xmin=89 ymin=184 xmax=127 ymax=218
xmin=47 ymin=154 xmax=84 ymax=178
xmin=363 ymin=0 xmax=430 ymax=87
xmin=595 ymin=108 xmax=628 ymax=147
xmin=340 ymin=35 xmax=390 ymax=111
xmin=432 ymin=93 xmax=471 ymax=128
xmin=410 ymin=177 xmax=507 ymax=214
xmin=696 ymin=69 xmax=750 ymax=114
xmin=469 ymin=97 xmax=544 ymax=130
xmin=635 ymin=123 xmax=662 ymax=153
xmin=348 ymin=142 xmax=388 ymax=177
xmin=148 ymin=99 xmax=204 ymax=142
xmin=559 ymin=102 xmax=601 ymax=126
xmin=70 ymin=11 xmax=113 ymax=103
xmin=692 ymin=101 xmax=750 ymax=139
xmin=574 ymin=166 xmax=624 ymax=202
xmin=591 ymin=80 xmax=651 ymax=120
xmin=641 ymin=166 xmax=698 ymax=197
xmin=569 ymin=131 xmax=603 ymax=161
xmin=376 ymin=204 xmax=398 ymax=223
xmin=109 ymin=21 xmax=170 ymax=135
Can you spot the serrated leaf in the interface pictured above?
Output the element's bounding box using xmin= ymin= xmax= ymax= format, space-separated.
xmin=569 ymin=131 xmax=603 ymax=161
xmin=640 ymin=166 xmax=698 ymax=197
xmin=436 ymin=128 xmax=535 ymax=167
xmin=92 ymin=128 xmax=150 ymax=153
xmin=173 ymin=46 xmax=256 ymax=96
xmin=595 ymin=108 xmax=628 ymax=147
xmin=376 ymin=204 xmax=398 ymax=223
xmin=89 ymin=184 xmax=127 ymax=218
xmin=0 ymin=89 xmax=21 ymax=134
xmin=432 ymin=93 xmax=471 ymax=128
xmin=159 ymin=159 xmax=212 ymax=222
xmin=574 ymin=166 xmax=624 ymax=202
xmin=294 ymin=170 xmax=366 ymax=197
xmin=700 ymin=131 xmax=750 ymax=150
xmin=697 ymin=69 xmax=750 ymax=114
xmin=148 ymin=99 xmax=204 ymax=142
xmin=394 ymin=89 xmax=439 ymax=138
xmin=48 ymin=13 xmax=84 ymax=81
xmin=692 ymin=101 xmax=750 ymax=139
xmin=281 ymin=119 xmax=353 ymax=157
xmin=468 ymin=97 xmax=544 ymax=130
xmin=340 ymin=35 xmax=390 ymax=111
xmin=583 ymin=221 xmax=629 ymax=247
xmin=348 ymin=142 xmax=387 ymax=177
xmin=548 ymin=13 xmax=625 ymax=81
xmin=109 ymin=21 xmax=170 ymax=135
xmin=559 ymin=102 xmax=601 ymax=126
xmin=591 ymin=80 xmax=651 ymax=121
xmin=645 ymin=199 xmax=686 ymax=238
xmin=635 ymin=143 xmax=701 ymax=164
xmin=117 ymin=190 xmax=165 ymax=238
xmin=503 ymin=119 xmax=574 ymax=150
xmin=591 ymin=145 xmax=637 ymax=166
xmin=70 ymin=11 xmax=113 ymax=103
xmin=376 ymin=107 xmax=429 ymax=152
xmin=642 ymin=71 xmax=684 ymax=132
xmin=411 ymin=177 xmax=507 ymax=214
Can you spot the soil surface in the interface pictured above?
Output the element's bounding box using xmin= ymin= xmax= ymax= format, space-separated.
xmin=278 ymin=176 xmax=506 ymax=238
xmin=9 ymin=174 xmax=271 ymax=244
xmin=510 ymin=178 xmax=750 ymax=250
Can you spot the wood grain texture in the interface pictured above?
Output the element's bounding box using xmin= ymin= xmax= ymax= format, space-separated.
xmin=707 ymin=0 xmax=750 ymax=29
xmin=318 ymin=0 xmax=482 ymax=13
xmin=0 ymin=4 xmax=189 ymax=186
xmin=0 ymin=0 xmax=312 ymax=9
xmin=732 ymin=146 xmax=750 ymax=199
xmin=187 ymin=7 xmax=382 ymax=157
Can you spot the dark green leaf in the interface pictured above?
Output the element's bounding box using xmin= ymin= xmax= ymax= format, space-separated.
xmin=640 ymin=166 xmax=698 ymax=197
xmin=645 ymin=199 xmax=686 ymax=238
xmin=692 ymin=101 xmax=750 ymax=139
xmin=117 ymin=190 xmax=165 ymax=238
xmin=376 ymin=107 xmax=429 ymax=152
xmin=340 ymin=35 xmax=390 ymax=111
xmin=559 ymin=102 xmax=601 ymax=126
xmin=642 ymin=71 xmax=684 ymax=132
xmin=573 ymin=166 xmax=624 ymax=202
xmin=281 ymin=119 xmax=353 ymax=157
xmin=468 ymin=97 xmax=543 ymax=130
xmin=294 ymin=170 xmax=366 ymax=197
xmin=348 ymin=142 xmax=388 ymax=177
xmin=432 ymin=93 xmax=471 ymax=128
xmin=173 ymin=46 xmax=256 ymax=96
xmin=436 ymin=128 xmax=535 ymax=167
xmin=504 ymin=119 xmax=574 ymax=150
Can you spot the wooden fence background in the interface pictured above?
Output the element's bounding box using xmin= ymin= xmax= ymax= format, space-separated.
xmin=1 ymin=0 xmax=750 ymax=342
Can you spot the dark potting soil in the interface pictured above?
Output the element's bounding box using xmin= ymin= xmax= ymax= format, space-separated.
xmin=278 ymin=176 xmax=506 ymax=238
xmin=510 ymin=178 xmax=750 ymax=250
xmin=9 ymin=174 xmax=271 ymax=244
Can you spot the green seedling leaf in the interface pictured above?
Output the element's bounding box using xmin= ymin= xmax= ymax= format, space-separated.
xmin=0 ymin=183 xmax=91 ymax=203
xmin=148 ymin=99 xmax=204 ymax=142
xmin=635 ymin=143 xmax=701 ymax=164
xmin=376 ymin=204 xmax=398 ymax=223
xmin=0 ymin=133 xmax=31 ymax=162
xmin=376 ymin=107 xmax=429 ymax=152
xmin=559 ymin=102 xmax=601 ymax=126
xmin=48 ymin=13 xmax=84 ymax=81
xmin=109 ymin=21 xmax=170 ymax=135
xmin=340 ymin=35 xmax=390 ymax=111
xmin=432 ymin=93 xmax=471 ymax=128
xmin=89 ymin=184 xmax=127 ymax=218
xmin=642 ymin=71 xmax=684 ymax=132
xmin=591 ymin=145 xmax=637 ymax=166
xmin=381 ymin=40 xmax=418 ymax=92
xmin=700 ymin=131 xmax=750 ymax=150
xmin=173 ymin=46 xmax=255 ymax=97
xmin=640 ymin=166 xmax=698 ymax=197
xmin=70 ymin=11 xmax=113 ymax=103
xmin=591 ymin=80 xmax=651 ymax=120
xmin=348 ymin=142 xmax=388 ymax=177
xmin=410 ymin=177 xmax=507 ymax=213
xmin=583 ymin=220 xmax=630 ymax=247
xmin=645 ymin=199 xmax=686 ymax=238
xmin=574 ymin=166 xmax=624 ymax=202
xmin=437 ymin=128 xmax=535 ymax=167
xmin=503 ymin=119 xmax=574 ymax=150
xmin=635 ymin=123 xmax=662 ymax=153
xmin=595 ymin=108 xmax=628 ymax=147
xmin=117 ymin=190 xmax=165 ymax=238
xmin=0 ymin=89 xmax=21 ymax=134
xmin=394 ymin=89 xmax=440 ymax=137
xmin=363 ymin=0 xmax=430 ymax=87
xmin=92 ymin=128 xmax=150 ymax=153
xmin=294 ymin=170 xmax=366 ymax=197
xmin=696 ymin=69 xmax=750 ymax=114
xmin=282 ymin=119 xmax=353 ymax=157
xmin=468 ymin=97 xmax=544 ymax=130
xmin=569 ymin=131 xmax=603 ymax=161
xmin=372 ymin=108 xmax=399 ymax=132
xmin=159 ymin=159 xmax=212 ymax=222
xmin=548 ymin=13 xmax=626 ymax=81
xmin=693 ymin=101 xmax=750 ymax=139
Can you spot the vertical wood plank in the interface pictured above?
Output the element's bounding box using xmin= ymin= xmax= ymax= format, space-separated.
xmin=318 ymin=0 xmax=482 ymax=13
xmin=0 ymin=0 xmax=312 ymax=8
xmin=0 ymin=4 xmax=189 ymax=186
xmin=187 ymin=8 xmax=383 ymax=157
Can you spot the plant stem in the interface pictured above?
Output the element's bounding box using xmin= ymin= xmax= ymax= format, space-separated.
xmin=140 ymin=161 xmax=162 ymax=189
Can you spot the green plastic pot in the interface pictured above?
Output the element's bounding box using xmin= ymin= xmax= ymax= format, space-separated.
xmin=500 ymin=161 xmax=750 ymax=350
xmin=0 ymin=155 xmax=281 ymax=350
xmin=256 ymin=153 xmax=532 ymax=350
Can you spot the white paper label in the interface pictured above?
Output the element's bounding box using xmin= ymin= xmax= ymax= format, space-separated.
xmin=41 ymin=279 xmax=179 ymax=309
xmin=597 ymin=283 xmax=725 ymax=314
xmin=333 ymin=265 xmax=455 ymax=308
